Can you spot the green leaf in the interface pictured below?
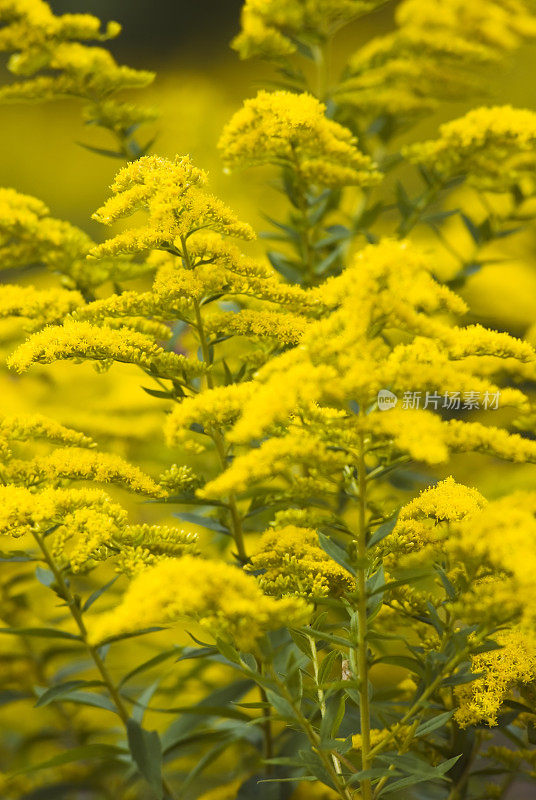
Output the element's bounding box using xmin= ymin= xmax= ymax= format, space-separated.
xmin=378 ymin=754 xmax=460 ymax=795
xmin=0 ymin=689 xmax=32 ymax=706
xmin=265 ymin=689 xmax=297 ymax=721
xmin=127 ymin=719 xmax=163 ymax=800
xmin=415 ymin=710 xmax=454 ymax=737
xmin=367 ymin=516 xmax=398 ymax=549
xmin=161 ymin=680 xmax=253 ymax=754
xmin=178 ymin=740 xmax=231 ymax=797
xmin=320 ymin=694 xmax=346 ymax=742
xmin=267 ymin=251 xmax=302 ymax=284
xmin=41 ymin=690 xmax=117 ymax=713
xmin=35 ymin=680 xmax=105 ymax=707
xmin=82 ymin=576 xmax=118 ymax=612
xmin=141 ymin=386 xmax=175 ymax=400
xmin=13 ymin=744 xmax=127 ymax=775
xmin=35 ymin=566 xmax=55 ymax=587
xmin=317 ymin=649 xmax=340 ymax=687
xmin=119 ymin=647 xmax=180 ymax=687
xmin=0 ymin=550 xmax=34 ymax=562
xmin=395 ymin=181 xmax=413 ymax=219
xmin=173 ymin=512 xmax=229 ymax=534
xmin=132 ymin=680 xmax=160 ymax=724
xmin=373 ymin=655 xmax=425 ymax=679
xmin=0 ymin=627 xmax=82 ymax=641
xmin=76 ymin=141 xmax=125 ymax=159
xmin=317 ymin=532 xmax=356 ymax=576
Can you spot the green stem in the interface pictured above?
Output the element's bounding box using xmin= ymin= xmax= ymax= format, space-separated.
xmin=397 ymin=185 xmax=440 ymax=239
xmin=269 ymin=668 xmax=353 ymax=800
xmin=356 ymin=428 xmax=372 ymax=800
xmin=369 ymin=642 xmax=479 ymax=762
xmin=309 ymin=635 xmax=344 ymax=778
xmin=259 ymin=685 xmax=274 ymax=773
xmin=31 ymin=529 xmax=178 ymax=800
xmin=186 ymin=254 xmax=247 ymax=561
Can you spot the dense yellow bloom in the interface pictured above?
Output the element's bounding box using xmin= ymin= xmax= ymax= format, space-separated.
xmin=250 ymin=525 xmax=355 ymax=598
xmin=400 ymin=476 xmax=486 ymax=524
xmin=4 ymin=447 xmax=165 ymax=497
xmin=405 ymin=106 xmax=536 ymax=192
xmin=165 ymin=383 xmax=254 ymax=446
xmin=0 ymin=484 xmax=125 ymax=539
xmin=380 ymin=477 xmax=487 ymax=557
xmin=113 ymin=524 xmax=198 ymax=576
xmin=89 ymin=155 xmax=254 ymax=260
xmin=88 ymin=555 xmax=311 ymax=651
xmin=193 ymin=240 xmax=536 ymax=506
xmin=201 ymin=431 xmax=347 ymax=498
xmin=225 ymin=241 xmax=532 ymax=439
xmin=0 ymin=412 xmax=94 ymax=448
xmin=158 ymin=464 xmax=202 ymax=495
xmin=219 ymin=91 xmax=380 ymax=188
xmin=456 ymin=629 xmax=536 ymax=727
xmin=7 ymin=320 xmax=203 ymax=380
xmin=0 ymin=284 xmax=83 ymax=327
xmin=51 ymin=502 xmax=127 ymax=573
xmin=204 ymin=308 xmax=310 ymax=346
xmin=0 ymin=187 xmax=91 ymax=275
xmin=0 ymin=0 xmax=154 ymax=136
xmin=339 ymin=0 xmax=536 ymax=119
xmin=232 ymin=0 xmax=388 ymax=58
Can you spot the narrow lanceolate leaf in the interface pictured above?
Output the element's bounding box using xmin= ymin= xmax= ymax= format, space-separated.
xmin=35 ymin=680 xmax=106 ymax=707
xmin=127 ymin=719 xmax=163 ymax=800
xmin=13 ymin=744 xmax=127 ymax=775
xmin=82 ymin=576 xmax=118 ymax=612
xmin=367 ymin=516 xmax=398 ymax=549
xmin=0 ymin=626 xmax=82 ymax=641
xmin=415 ymin=710 xmax=454 ymax=737
xmin=317 ymin=532 xmax=356 ymax=576
xmin=119 ymin=646 xmax=180 ymax=688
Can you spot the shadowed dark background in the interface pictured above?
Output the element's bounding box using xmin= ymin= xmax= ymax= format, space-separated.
xmin=50 ymin=0 xmax=245 ymax=57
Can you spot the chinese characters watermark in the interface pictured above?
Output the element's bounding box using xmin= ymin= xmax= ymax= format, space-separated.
xmin=377 ymin=390 xmax=500 ymax=411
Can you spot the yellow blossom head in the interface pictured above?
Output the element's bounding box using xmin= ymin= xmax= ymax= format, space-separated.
xmin=90 ymin=155 xmax=255 ymax=259
xmin=219 ymin=90 xmax=380 ymax=188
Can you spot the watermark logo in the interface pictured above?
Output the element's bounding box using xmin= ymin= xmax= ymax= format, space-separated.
xmin=377 ymin=389 xmax=398 ymax=411
xmin=377 ymin=389 xmax=501 ymax=411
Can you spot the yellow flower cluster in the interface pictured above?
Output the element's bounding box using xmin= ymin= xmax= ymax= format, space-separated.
xmin=7 ymin=320 xmax=203 ymax=381
xmin=190 ymin=239 xmax=536 ymax=501
xmin=232 ymin=0 xmax=387 ymax=58
xmin=219 ymin=90 xmax=380 ymax=188
xmin=0 ymin=284 xmax=83 ymax=327
xmin=250 ymin=525 xmax=355 ymax=598
xmin=405 ymin=106 xmax=536 ymax=192
xmin=166 ymin=383 xmax=254 ymax=446
xmin=88 ymin=555 xmax=311 ymax=651
xmin=0 ymin=0 xmax=155 ymax=136
xmin=201 ymin=430 xmax=347 ymax=498
xmin=339 ymin=0 xmax=536 ymax=119
xmin=0 ymin=480 xmax=196 ymax=574
xmin=0 ymin=484 xmax=125 ymax=539
xmin=158 ymin=464 xmax=202 ymax=495
xmin=204 ymin=308 xmax=310 ymax=346
xmin=455 ymin=629 xmax=536 ymax=727
xmin=0 ymin=412 xmax=94 ymax=448
xmin=0 ymin=187 xmax=91 ymax=278
xmin=90 ymin=155 xmax=254 ymax=260
xmin=388 ymin=485 xmax=536 ymax=629
xmin=380 ymin=476 xmax=487 ymax=557
xmin=113 ymin=524 xmax=199 ymax=576
xmin=51 ymin=501 xmax=127 ymax=573
xmin=4 ymin=447 xmax=165 ymax=497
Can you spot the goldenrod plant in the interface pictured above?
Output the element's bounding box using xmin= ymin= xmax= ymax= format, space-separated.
xmin=2 ymin=1 xmax=536 ymax=799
